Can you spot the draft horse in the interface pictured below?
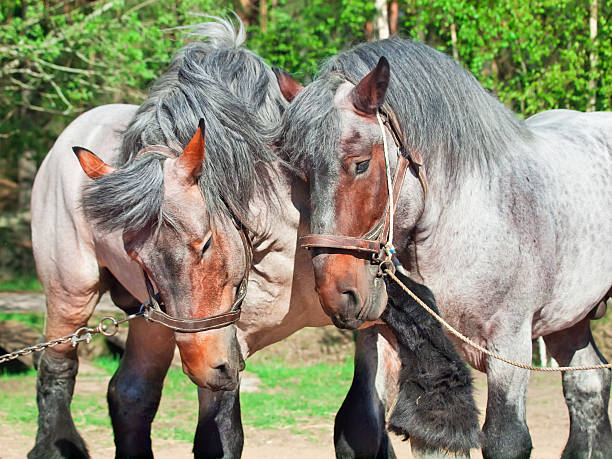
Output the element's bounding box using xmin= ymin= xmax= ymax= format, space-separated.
xmin=276 ymin=37 xmax=612 ymax=458
xmin=30 ymin=18 xmax=408 ymax=459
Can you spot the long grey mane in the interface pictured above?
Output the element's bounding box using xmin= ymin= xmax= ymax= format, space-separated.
xmin=278 ymin=37 xmax=532 ymax=187
xmin=82 ymin=16 xmax=286 ymax=234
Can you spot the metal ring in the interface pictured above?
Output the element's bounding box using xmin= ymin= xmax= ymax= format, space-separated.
xmin=97 ymin=316 xmax=119 ymax=337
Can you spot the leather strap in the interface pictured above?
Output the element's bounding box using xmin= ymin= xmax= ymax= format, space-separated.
xmin=143 ymin=307 xmax=241 ymax=332
xmin=300 ymin=235 xmax=382 ymax=253
xmin=141 ymin=271 xmax=247 ymax=333
xmin=299 ymin=154 xmax=409 ymax=253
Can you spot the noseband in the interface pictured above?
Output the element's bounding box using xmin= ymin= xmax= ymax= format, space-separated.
xmin=135 ymin=144 xmax=252 ymax=333
xmin=299 ymin=108 xmax=427 ymax=275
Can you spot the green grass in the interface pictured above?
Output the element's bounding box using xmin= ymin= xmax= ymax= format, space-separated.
xmin=242 ymin=357 xmax=353 ymax=430
xmin=0 ymin=311 xmax=129 ymax=336
xmin=0 ymin=312 xmax=45 ymax=332
xmin=90 ymin=354 xmax=354 ymax=435
xmin=0 ymin=353 xmax=354 ymax=443
xmin=0 ymin=274 xmax=42 ymax=292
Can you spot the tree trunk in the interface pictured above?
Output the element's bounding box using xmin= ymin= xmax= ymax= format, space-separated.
xmin=587 ymin=0 xmax=598 ymax=112
xmin=374 ymin=0 xmax=389 ymax=40
xmin=450 ymin=22 xmax=459 ymax=61
xmin=237 ymin=0 xmax=256 ymax=27
xmin=389 ymin=0 xmax=399 ymax=35
xmin=259 ymin=0 xmax=268 ymax=33
xmin=365 ymin=21 xmax=374 ymax=41
xmin=18 ymin=150 xmax=36 ymax=212
xmin=537 ymin=337 xmax=547 ymax=367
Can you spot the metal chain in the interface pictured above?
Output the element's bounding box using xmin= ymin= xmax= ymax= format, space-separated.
xmin=385 ymin=269 xmax=612 ymax=372
xmin=0 ymin=310 xmax=145 ymax=365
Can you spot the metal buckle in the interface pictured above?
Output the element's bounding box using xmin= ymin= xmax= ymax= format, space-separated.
xmin=373 ymin=244 xmax=396 ymax=277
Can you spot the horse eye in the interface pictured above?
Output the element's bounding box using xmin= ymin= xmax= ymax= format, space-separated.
xmin=201 ymin=237 xmax=212 ymax=255
xmin=356 ymin=160 xmax=370 ymax=174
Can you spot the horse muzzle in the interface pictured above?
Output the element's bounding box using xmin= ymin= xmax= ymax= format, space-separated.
xmin=311 ymin=251 xmax=387 ymax=329
xmin=175 ymin=327 xmax=243 ymax=391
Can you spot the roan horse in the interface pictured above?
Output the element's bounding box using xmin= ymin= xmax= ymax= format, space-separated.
xmin=29 ymin=19 xmax=416 ymax=459
xmin=276 ymin=37 xmax=612 ymax=458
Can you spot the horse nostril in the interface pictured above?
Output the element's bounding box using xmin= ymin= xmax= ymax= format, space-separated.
xmin=342 ymin=289 xmax=360 ymax=309
xmin=212 ymin=360 xmax=231 ymax=377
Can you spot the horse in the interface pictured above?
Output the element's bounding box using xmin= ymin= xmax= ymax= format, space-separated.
xmin=275 ymin=36 xmax=612 ymax=458
xmin=29 ymin=18 xmax=412 ymax=459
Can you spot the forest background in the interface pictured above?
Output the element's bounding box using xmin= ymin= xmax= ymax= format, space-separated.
xmin=0 ymin=0 xmax=610 ymax=282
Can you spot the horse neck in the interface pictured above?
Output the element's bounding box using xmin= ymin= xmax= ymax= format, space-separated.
xmin=398 ymin=136 xmax=530 ymax=251
xmin=244 ymin=164 xmax=312 ymax=294
xmin=239 ymin=165 xmax=329 ymax=355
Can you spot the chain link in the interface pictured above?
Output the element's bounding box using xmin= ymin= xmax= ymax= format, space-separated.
xmin=0 ymin=311 xmax=145 ymax=365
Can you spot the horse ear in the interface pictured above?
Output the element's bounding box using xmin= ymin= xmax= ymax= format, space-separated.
xmin=176 ymin=118 xmax=206 ymax=182
xmin=350 ymin=56 xmax=390 ymax=115
xmin=273 ymin=67 xmax=303 ymax=102
xmin=73 ymin=146 xmax=117 ymax=178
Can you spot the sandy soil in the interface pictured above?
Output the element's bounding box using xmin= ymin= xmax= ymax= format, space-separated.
xmin=2 ymin=369 xmax=605 ymax=459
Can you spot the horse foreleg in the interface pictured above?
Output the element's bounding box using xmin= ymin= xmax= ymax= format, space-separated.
xmin=108 ymin=319 xmax=175 ymax=458
xmin=29 ymin=291 xmax=99 ymax=459
xmin=334 ymin=325 xmax=399 ymax=459
xmin=193 ymin=384 xmax=243 ymax=458
xmin=544 ymin=317 xmax=612 ymax=459
xmin=481 ymin=323 xmax=532 ymax=459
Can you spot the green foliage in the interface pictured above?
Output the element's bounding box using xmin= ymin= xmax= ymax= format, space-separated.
xmin=247 ymin=0 xmax=374 ymax=81
xmin=401 ymin=0 xmax=610 ymax=115
xmin=0 ymin=0 xmax=225 ymax=177
xmin=1 ymin=0 xmax=610 ymax=185
xmin=0 ymin=274 xmax=42 ymax=292
xmin=0 ymin=311 xmax=44 ymax=331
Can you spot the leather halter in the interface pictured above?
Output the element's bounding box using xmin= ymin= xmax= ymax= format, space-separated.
xmin=135 ymin=144 xmax=252 ymax=333
xmin=299 ymin=109 xmax=427 ymax=272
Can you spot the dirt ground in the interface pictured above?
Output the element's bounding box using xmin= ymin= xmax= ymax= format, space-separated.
xmin=1 ymin=292 xmax=611 ymax=458
xmin=3 ymin=359 xmax=608 ymax=458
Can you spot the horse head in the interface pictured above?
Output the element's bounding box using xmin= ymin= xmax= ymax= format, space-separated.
xmin=277 ymin=57 xmax=426 ymax=329
xmin=75 ymin=120 xmax=248 ymax=390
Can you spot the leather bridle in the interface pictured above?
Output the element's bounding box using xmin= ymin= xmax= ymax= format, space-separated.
xmin=135 ymin=144 xmax=252 ymax=333
xmin=299 ymin=108 xmax=427 ymax=275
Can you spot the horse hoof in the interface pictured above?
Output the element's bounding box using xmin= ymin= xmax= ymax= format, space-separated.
xmin=28 ymin=438 xmax=89 ymax=459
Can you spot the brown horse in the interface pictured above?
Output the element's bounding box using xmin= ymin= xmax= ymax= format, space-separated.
xmin=276 ymin=38 xmax=612 ymax=458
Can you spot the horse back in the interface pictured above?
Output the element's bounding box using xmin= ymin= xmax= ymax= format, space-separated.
xmin=31 ymin=104 xmax=139 ymax=298
xmin=525 ymin=109 xmax=612 ymax=334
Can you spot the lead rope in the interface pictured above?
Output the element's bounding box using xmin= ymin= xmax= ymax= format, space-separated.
xmin=375 ymin=114 xmax=612 ymax=373
xmin=384 ymin=269 xmax=612 ymax=372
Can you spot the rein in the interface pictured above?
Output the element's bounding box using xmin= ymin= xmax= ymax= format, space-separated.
xmin=135 ymin=144 xmax=252 ymax=333
xmin=299 ymin=108 xmax=427 ymax=276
